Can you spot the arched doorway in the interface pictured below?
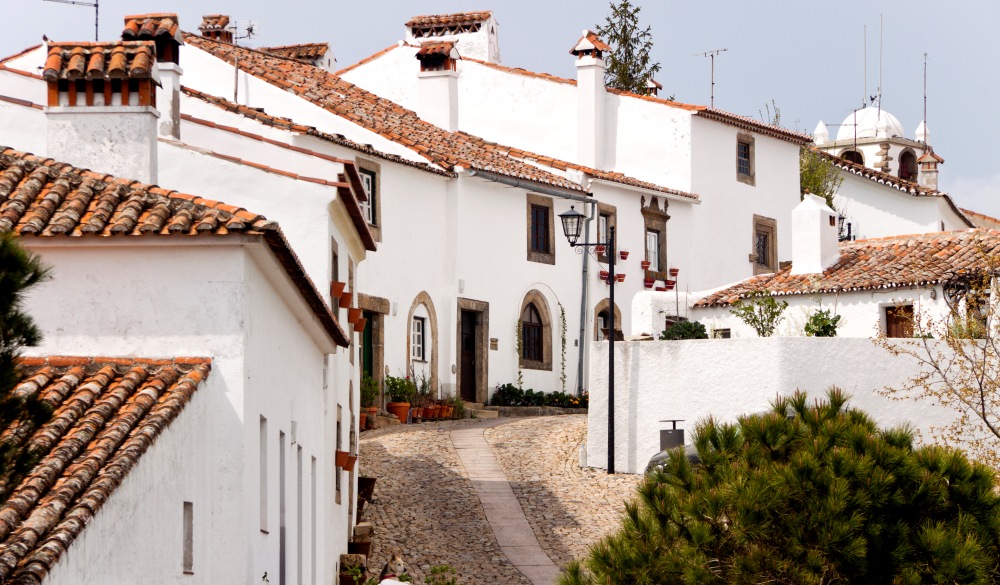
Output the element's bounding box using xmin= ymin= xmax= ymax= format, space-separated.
xmin=594 ymin=299 xmax=622 ymax=341
xmin=406 ymin=292 xmax=439 ymax=394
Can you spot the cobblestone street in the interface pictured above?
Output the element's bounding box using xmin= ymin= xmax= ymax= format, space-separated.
xmin=358 ymin=416 xmax=642 ymax=584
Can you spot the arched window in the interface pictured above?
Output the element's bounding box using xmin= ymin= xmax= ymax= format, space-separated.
xmin=840 ymin=150 xmax=864 ymax=165
xmin=899 ymin=150 xmax=918 ymax=181
xmin=521 ymin=304 xmax=543 ymax=362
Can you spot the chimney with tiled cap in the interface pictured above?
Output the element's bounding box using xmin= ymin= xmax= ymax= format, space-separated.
xmin=44 ymin=41 xmax=161 ymax=183
xmin=917 ymin=149 xmax=943 ymax=191
xmin=572 ymin=30 xmax=610 ymax=170
xmin=415 ymin=41 xmax=460 ymax=131
xmin=199 ymin=15 xmax=233 ymax=44
xmin=405 ymin=11 xmax=500 ymax=63
xmin=791 ymin=194 xmax=839 ymax=276
xmin=122 ymin=13 xmax=183 ymax=139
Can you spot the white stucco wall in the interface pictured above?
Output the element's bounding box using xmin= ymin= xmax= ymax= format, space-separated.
xmin=588 ymin=337 xmax=963 ymax=474
xmin=834 ymin=171 xmax=967 ymax=239
xmin=46 ymin=106 xmax=159 ymax=184
xmin=21 ymin=240 xmax=347 ymax=585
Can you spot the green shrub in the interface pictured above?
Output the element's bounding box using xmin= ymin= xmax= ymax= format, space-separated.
xmin=491 ymin=383 xmax=523 ymax=406
xmin=425 ymin=565 xmax=458 ymax=585
xmin=659 ymin=320 xmax=708 ymax=340
xmin=384 ymin=374 xmax=415 ymax=403
xmin=360 ymin=372 xmax=379 ymax=408
xmin=804 ymin=309 xmax=841 ymax=337
xmin=730 ymin=289 xmax=788 ymax=337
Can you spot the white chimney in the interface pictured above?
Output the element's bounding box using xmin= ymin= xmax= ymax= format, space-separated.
xmin=572 ymin=30 xmax=609 ymax=170
xmin=791 ymin=194 xmax=840 ymax=275
xmin=917 ymin=150 xmax=943 ymax=191
xmin=44 ymin=41 xmax=160 ymax=184
xmin=416 ymin=41 xmax=460 ymax=131
xmin=405 ymin=11 xmax=500 ymax=63
xmin=122 ymin=13 xmax=183 ymax=139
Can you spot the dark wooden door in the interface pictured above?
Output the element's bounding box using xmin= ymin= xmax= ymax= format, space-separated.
xmin=885 ymin=305 xmax=913 ymax=338
xmin=460 ymin=310 xmax=477 ymax=402
xmin=361 ymin=310 xmax=374 ymax=377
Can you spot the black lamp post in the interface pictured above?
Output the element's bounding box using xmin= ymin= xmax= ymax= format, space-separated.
xmin=558 ymin=205 xmax=618 ymax=474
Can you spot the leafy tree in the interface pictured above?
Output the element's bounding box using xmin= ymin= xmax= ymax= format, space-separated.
xmin=560 ymin=389 xmax=1000 ymax=585
xmin=801 ymin=146 xmax=844 ymax=209
xmin=659 ymin=320 xmax=708 ymax=340
xmin=594 ymin=0 xmax=661 ymax=94
xmin=730 ymin=289 xmax=788 ymax=337
xmin=0 ymin=233 xmax=52 ymax=500
xmin=876 ymin=252 xmax=1000 ymax=470
xmin=804 ymin=309 xmax=841 ymax=337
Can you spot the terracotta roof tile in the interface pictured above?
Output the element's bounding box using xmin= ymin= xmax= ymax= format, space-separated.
xmin=406 ymin=11 xmax=492 ymax=28
xmin=960 ymin=208 xmax=1000 ymax=230
xmin=122 ymin=13 xmax=180 ymax=41
xmin=695 ymin=229 xmax=1000 ymax=306
xmin=183 ymin=33 xmax=587 ymax=193
xmin=261 ymin=43 xmax=329 ymax=63
xmin=0 ymin=146 xmax=350 ymax=347
xmin=42 ymin=41 xmax=156 ymax=81
xmin=416 ymin=41 xmax=458 ymax=58
xmin=0 ymin=357 xmax=210 ymax=584
xmin=570 ymin=31 xmax=612 ymax=56
xmin=198 ymin=15 xmax=230 ymax=31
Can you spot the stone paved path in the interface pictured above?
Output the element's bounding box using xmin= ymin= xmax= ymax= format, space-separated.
xmin=359 ymin=416 xmax=640 ymax=584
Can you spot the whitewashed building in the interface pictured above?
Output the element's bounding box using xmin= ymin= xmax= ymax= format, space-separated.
xmin=0 ymin=29 xmax=367 ymax=584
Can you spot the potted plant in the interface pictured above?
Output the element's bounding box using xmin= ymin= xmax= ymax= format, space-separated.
xmin=411 ymin=371 xmax=432 ymax=422
xmin=664 ymin=283 xmax=675 ymax=291
xmin=336 ymin=450 xmax=351 ymax=468
xmin=640 ymin=260 xmax=651 ymax=270
xmin=347 ymin=307 xmax=363 ymax=325
xmin=384 ymin=373 xmax=415 ymax=423
xmin=361 ymin=372 xmax=379 ymax=428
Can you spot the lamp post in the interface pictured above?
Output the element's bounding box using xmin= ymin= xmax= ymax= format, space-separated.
xmin=558 ymin=205 xmax=618 ymax=474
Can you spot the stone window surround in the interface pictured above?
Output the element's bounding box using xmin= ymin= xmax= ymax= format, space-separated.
xmin=355 ymin=158 xmax=382 ymax=242
xmin=596 ymin=202 xmax=617 ymax=264
xmin=641 ymin=196 xmax=670 ymax=279
xmin=406 ymin=291 xmax=439 ymax=393
xmin=737 ymin=132 xmax=756 ymax=186
xmin=519 ymin=289 xmax=553 ymax=371
xmin=526 ymin=193 xmax=555 ymax=265
xmin=751 ymin=214 xmax=777 ymax=275
xmin=593 ymin=298 xmax=622 ymax=341
xmin=456 ymin=298 xmax=490 ymax=404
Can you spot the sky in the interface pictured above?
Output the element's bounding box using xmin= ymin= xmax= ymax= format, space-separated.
xmin=2 ymin=1 xmax=998 ymax=215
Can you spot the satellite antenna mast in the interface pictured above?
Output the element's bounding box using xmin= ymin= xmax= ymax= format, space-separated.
xmin=695 ymin=48 xmax=728 ymax=108
xmin=230 ymin=20 xmax=257 ymax=103
xmin=863 ymin=25 xmax=867 ymax=109
xmin=43 ymin=0 xmax=99 ymax=41
xmin=877 ymin=14 xmax=883 ymax=116
xmin=923 ymin=52 xmax=928 ymax=126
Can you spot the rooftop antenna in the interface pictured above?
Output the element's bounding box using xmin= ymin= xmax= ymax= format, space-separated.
xmin=230 ymin=20 xmax=257 ymax=103
xmin=695 ymin=48 xmax=727 ymax=108
xmin=43 ymin=0 xmax=99 ymax=41
xmin=923 ymin=52 xmax=928 ymax=126
xmin=863 ymin=24 xmax=867 ymax=109
xmin=877 ymin=14 xmax=883 ymax=117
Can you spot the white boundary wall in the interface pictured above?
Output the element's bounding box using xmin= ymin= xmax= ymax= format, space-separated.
xmin=587 ymin=338 xmax=960 ymax=474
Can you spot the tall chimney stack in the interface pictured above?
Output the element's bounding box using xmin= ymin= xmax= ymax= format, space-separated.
xmin=571 ymin=31 xmax=610 ymax=170
xmin=415 ymin=41 xmax=460 ymax=131
xmin=122 ymin=13 xmax=183 ymax=139
xmin=791 ymin=194 xmax=840 ymax=275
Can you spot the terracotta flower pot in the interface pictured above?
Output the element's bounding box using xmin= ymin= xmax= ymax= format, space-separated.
xmin=330 ymin=281 xmax=347 ymax=298
xmin=428 ymin=405 xmax=441 ymax=419
xmin=664 ymin=284 xmax=675 ymax=291
xmin=599 ymin=270 xmax=609 ymax=280
xmin=669 ymin=268 xmax=679 ymax=277
xmin=640 ymin=260 xmax=651 ymax=270
xmin=348 ymin=307 xmax=363 ymax=324
xmin=615 ymin=273 xmax=625 ymax=283
xmin=619 ymin=250 xmax=629 ymax=260
xmin=595 ymin=245 xmax=606 ymax=255
xmin=655 ymin=286 xmax=668 ymax=292
xmin=354 ymin=317 xmax=367 ymax=333
xmin=644 ymin=278 xmax=655 ymax=289
xmin=359 ymin=412 xmax=367 ymax=429
xmin=343 ymin=454 xmax=357 ymax=472
xmin=665 ymin=279 xmax=676 ymax=286
xmin=386 ymin=402 xmax=410 ymax=424
xmin=338 ymin=290 xmax=353 ymax=309
xmin=336 ymin=450 xmax=350 ymax=468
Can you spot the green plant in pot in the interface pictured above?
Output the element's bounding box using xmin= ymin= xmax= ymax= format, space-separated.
xmin=384 ymin=374 xmax=415 ymax=423
xmin=360 ymin=372 xmax=379 ymax=428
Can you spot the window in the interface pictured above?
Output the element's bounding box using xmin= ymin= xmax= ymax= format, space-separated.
xmin=521 ymin=304 xmax=543 ymax=362
xmin=598 ymin=213 xmax=609 ymax=245
xmin=183 ymin=501 xmax=194 ymax=574
xmin=736 ymin=133 xmax=755 ymax=185
xmin=411 ymin=317 xmax=426 ymax=361
xmin=359 ymin=169 xmax=376 ymax=225
xmin=596 ymin=203 xmax=617 ymax=263
xmin=885 ymin=305 xmax=914 ymax=338
xmin=335 ymin=406 xmax=342 ymax=504
xmin=259 ymin=416 xmax=268 ymax=533
xmin=646 ymin=229 xmax=661 ymax=272
xmin=525 ymin=194 xmax=555 ymax=264
xmin=751 ymin=215 xmax=777 ymax=275
xmin=841 ymin=150 xmax=864 ymax=165
xmin=596 ymin=310 xmax=609 ymax=341
xmin=530 ymin=205 xmax=549 ymax=253
xmin=898 ymin=150 xmax=917 ymax=182
xmin=712 ymin=328 xmax=732 ymax=339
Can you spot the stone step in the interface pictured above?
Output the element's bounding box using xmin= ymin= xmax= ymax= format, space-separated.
xmin=464 ymin=401 xmax=485 ymax=410
xmin=470 ymin=409 xmax=499 ymax=419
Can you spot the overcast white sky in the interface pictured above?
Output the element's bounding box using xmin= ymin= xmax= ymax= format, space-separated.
xmin=2 ymin=1 xmax=997 ymax=215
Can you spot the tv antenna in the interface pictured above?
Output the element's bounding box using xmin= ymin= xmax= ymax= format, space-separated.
xmin=229 ymin=20 xmax=258 ymax=103
xmin=696 ymin=48 xmax=727 ymax=108
xmin=43 ymin=0 xmax=99 ymax=41
xmin=923 ymin=52 xmax=928 ymax=126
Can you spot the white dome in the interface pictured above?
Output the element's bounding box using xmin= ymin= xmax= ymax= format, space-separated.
xmin=835 ymin=106 xmax=905 ymax=141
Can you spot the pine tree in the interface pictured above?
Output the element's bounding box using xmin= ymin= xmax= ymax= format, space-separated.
xmin=561 ymin=389 xmax=1000 ymax=584
xmin=594 ymin=0 xmax=661 ymax=94
xmin=0 ymin=233 xmax=52 ymax=500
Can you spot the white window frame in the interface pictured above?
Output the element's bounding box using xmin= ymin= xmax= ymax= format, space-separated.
xmin=359 ymin=169 xmax=376 ymax=226
xmin=411 ymin=317 xmax=426 ymax=361
xmin=598 ymin=213 xmax=609 ymax=244
xmin=646 ymin=229 xmax=661 ymax=272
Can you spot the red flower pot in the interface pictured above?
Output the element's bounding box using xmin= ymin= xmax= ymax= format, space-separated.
xmin=664 ymin=284 xmax=675 ymax=291
xmin=336 ymin=450 xmax=350 ymax=468
xmin=655 ymin=286 xmax=668 ymax=291
xmin=330 ymin=281 xmax=346 ymax=298
xmin=338 ymin=290 xmax=353 ymax=309
xmin=665 ymin=279 xmax=676 ymax=286
xmin=354 ymin=317 xmax=367 ymax=333
xmin=616 ymin=273 xmax=625 ymax=283
xmin=599 ymin=270 xmax=609 ymax=280
xmin=640 ymin=260 xmax=651 ymax=270
xmin=619 ymin=250 xmax=629 ymax=260
xmin=669 ymin=268 xmax=680 ymax=277
xmin=595 ymin=245 xmax=606 ymax=255
xmin=643 ymin=278 xmax=655 ymax=289
xmin=386 ymin=402 xmax=410 ymax=424
xmin=359 ymin=412 xmax=367 ymax=429
xmin=348 ymin=307 xmax=363 ymax=324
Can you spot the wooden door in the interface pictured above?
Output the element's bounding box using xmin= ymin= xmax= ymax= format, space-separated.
xmin=885 ymin=305 xmax=914 ymax=338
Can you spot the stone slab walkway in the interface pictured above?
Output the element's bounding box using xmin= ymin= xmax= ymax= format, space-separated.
xmin=452 ymin=421 xmax=561 ymax=585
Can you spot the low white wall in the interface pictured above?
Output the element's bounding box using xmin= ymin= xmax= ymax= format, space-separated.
xmin=587 ymin=338 xmax=960 ymax=474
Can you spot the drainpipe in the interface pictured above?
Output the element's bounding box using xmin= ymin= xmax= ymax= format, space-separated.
xmin=465 ymin=168 xmax=596 ymax=396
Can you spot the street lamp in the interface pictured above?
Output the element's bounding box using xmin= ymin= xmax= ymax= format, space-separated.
xmin=558 ymin=205 xmax=618 ymax=474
